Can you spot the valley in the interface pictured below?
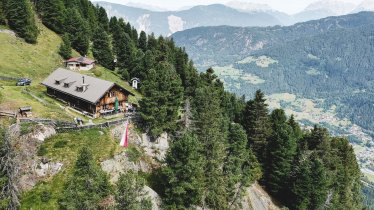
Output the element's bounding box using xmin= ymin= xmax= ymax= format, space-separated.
xmin=173 ymin=12 xmax=374 ymax=184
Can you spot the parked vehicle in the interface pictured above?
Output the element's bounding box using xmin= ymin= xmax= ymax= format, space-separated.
xmin=16 ymin=78 xmax=32 ymax=86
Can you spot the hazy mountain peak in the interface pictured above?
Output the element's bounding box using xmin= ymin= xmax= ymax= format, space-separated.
xmin=125 ymin=2 xmax=167 ymax=11
xmin=304 ymin=0 xmax=356 ymax=15
xmin=226 ymin=1 xmax=274 ymax=12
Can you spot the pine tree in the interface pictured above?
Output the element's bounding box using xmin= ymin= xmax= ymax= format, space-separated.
xmin=193 ymin=85 xmax=228 ymax=209
xmin=224 ymin=123 xmax=261 ymax=207
xmin=162 ymin=133 xmax=204 ymax=208
xmin=116 ymin=171 xmax=152 ymax=210
xmin=265 ymin=109 xmax=297 ymax=196
xmin=116 ymin=29 xmax=137 ymax=75
xmin=64 ymin=9 xmax=90 ymax=55
xmin=92 ymin=28 xmax=115 ymax=70
xmin=242 ymin=90 xmax=271 ymax=165
xmin=59 ymin=147 xmax=111 ymax=209
xmin=139 ymin=62 xmax=184 ymax=138
xmin=109 ymin=16 xmax=118 ymax=34
xmin=96 ymin=6 xmax=109 ymax=32
xmin=5 ymin=0 xmax=39 ymax=43
xmin=59 ymin=34 xmax=72 ymax=59
xmin=0 ymin=0 xmax=7 ymax=25
xmin=138 ymin=31 xmax=147 ymax=52
xmin=329 ymin=137 xmax=363 ymax=209
xmin=288 ymin=114 xmax=302 ymax=140
xmin=36 ymin=0 xmax=65 ymax=33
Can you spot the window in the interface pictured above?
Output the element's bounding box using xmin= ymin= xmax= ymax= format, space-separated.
xmin=109 ymin=91 xmax=116 ymax=97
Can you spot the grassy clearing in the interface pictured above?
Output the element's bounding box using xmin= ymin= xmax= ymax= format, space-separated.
xmin=0 ymin=23 xmax=141 ymax=119
xmin=20 ymin=128 xmax=124 ymax=209
xmin=237 ymin=56 xmax=278 ymax=68
xmin=214 ymin=65 xmax=265 ymax=85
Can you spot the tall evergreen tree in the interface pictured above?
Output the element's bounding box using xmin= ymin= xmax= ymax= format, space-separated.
xmin=162 ymin=133 xmax=204 ymax=208
xmin=116 ymin=29 xmax=137 ymax=75
xmin=109 ymin=16 xmax=118 ymax=34
xmin=92 ymin=28 xmax=115 ymax=70
xmin=290 ymin=153 xmax=328 ymax=210
xmin=59 ymin=147 xmax=111 ymax=209
xmin=193 ymin=84 xmax=228 ymax=209
xmin=265 ymin=109 xmax=297 ymax=196
xmin=36 ymin=0 xmax=65 ymax=33
xmin=0 ymin=0 xmax=7 ymax=25
xmin=5 ymin=0 xmax=38 ymax=43
xmin=64 ymin=9 xmax=90 ymax=55
xmin=224 ymin=123 xmax=261 ymax=207
xmin=96 ymin=6 xmax=109 ymax=32
xmin=138 ymin=31 xmax=147 ymax=52
xmin=139 ymin=62 xmax=183 ymax=138
xmin=242 ymin=90 xmax=271 ymax=164
xmin=59 ymin=34 xmax=72 ymax=59
xmin=116 ymin=171 xmax=152 ymax=210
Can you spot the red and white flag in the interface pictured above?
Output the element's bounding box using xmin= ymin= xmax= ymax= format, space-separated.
xmin=119 ymin=121 xmax=129 ymax=147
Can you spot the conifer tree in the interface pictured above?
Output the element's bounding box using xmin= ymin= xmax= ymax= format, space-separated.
xmin=64 ymin=9 xmax=90 ymax=55
xmin=139 ymin=62 xmax=183 ymax=138
xmin=138 ymin=31 xmax=147 ymax=52
xmin=224 ymin=123 xmax=261 ymax=207
xmin=109 ymin=16 xmax=118 ymax=34
xmin=0 ymin=1 xmax=7 ymax=25
xmin=193 ymin=84 xmax=228 ymax=209
xmin=116 ymin=171 xmax=152 ymax=210
xmin=265 ymin=109 xmax=297 ymax=196
xmin=116 ymin=29 xmax=137 ymax=75
xmin=162 ymin=133 xmax=204 ymax=208
xmin=59 ymin=34 xmax=72 ymax=59
xmin=5 ymin=0 xmax=38 ymax=43
xmin=59 ymin=147 xmax=111 ymax=209
xmin=242 ymin=90 xmax=271 ymax=164
xmin=36 ymin=0 xmax=65 ymax=34
xmin=92 ymin=28 xmax=115 ymax=70
xmin=96 ymin=6 xmax=109 ymax=32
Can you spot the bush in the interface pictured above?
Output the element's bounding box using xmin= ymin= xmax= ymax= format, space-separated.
xmin=126 ymin=146 xmax=142 ymax=162
xmin=53 ymin=140 xmax=68 ymax=148
xmin=37 ymin=144 xmax=48 ymax=156
xmin=92 ymin=69 xmax=102 ymax=77
xmin=40 ymin=190 xmax=51 ymax=202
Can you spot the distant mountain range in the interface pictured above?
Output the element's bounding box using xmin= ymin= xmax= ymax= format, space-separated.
xmin=172 ymin=12 xmax=374 ymax=133
xmin=94 ymin=0 xmax=374 ymax=35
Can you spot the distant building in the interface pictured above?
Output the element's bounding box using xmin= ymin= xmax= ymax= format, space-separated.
xmin=65 ymin=56 xmax=95 ymax=71
xmin=42 ymin=68 xmax=134 ymax=118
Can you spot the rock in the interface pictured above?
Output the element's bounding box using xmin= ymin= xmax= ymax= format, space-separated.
xmin=35 ymin=161 xmax=63 ymax=177
xmin=30 ymin=124 xmax=56 ymax=142
xmin=101 ymin=151 xmax=150 ymax=183
xmin=143 ymin=186 xmax=162 ymax=210
xmin=141 ymin=132 xmax=169 ymax=161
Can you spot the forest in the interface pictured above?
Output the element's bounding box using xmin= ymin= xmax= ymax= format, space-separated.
xmin=0 ymin=0 xmax=368 ymax=209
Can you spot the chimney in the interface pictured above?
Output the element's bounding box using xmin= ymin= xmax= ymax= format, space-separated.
xmin=82 ymin=76 xmax=85 ymax=84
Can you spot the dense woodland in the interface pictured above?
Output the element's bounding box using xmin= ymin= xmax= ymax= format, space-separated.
xmin=0 ymin=1 xmax=369 ymax=209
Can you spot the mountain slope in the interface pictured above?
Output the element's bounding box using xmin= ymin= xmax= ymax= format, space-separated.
xmin=172 ymin=13 xmax=374 ymax=176
xmin=95 ymin=1 xmax=282 ymax=35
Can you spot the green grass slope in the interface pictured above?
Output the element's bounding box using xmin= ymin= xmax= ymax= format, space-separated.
xmin=0 ymin=22 xmax=140 ymax=120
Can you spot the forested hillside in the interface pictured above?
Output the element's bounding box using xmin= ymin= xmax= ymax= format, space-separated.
xmin=173 ymin=11 xmax=374 ymax=132
xmin=0 ymin=1 xmax=367 ymax=209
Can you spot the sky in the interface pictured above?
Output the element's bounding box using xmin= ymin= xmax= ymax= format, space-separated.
xmin=93 ymin=0 xmax=361 ymax=14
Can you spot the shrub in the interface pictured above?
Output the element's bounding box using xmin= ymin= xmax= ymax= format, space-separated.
xmin=37 ymin=144 xmax=48 ymax=156
xmin=53 ymin=140 xmax=68 ymax=148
